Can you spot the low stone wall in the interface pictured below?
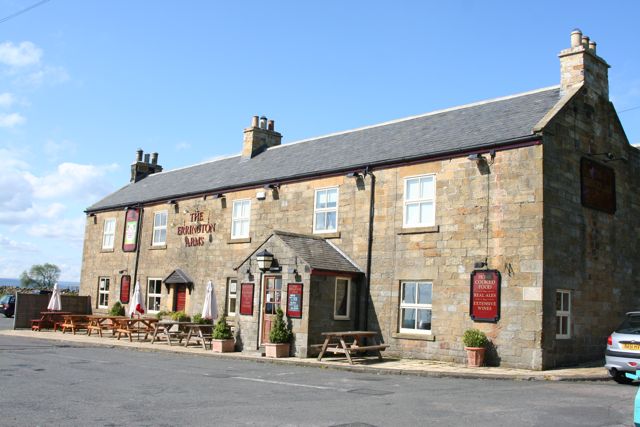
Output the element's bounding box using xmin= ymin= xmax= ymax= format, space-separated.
xmin=14 ymin=294 xmax=92 ymax=329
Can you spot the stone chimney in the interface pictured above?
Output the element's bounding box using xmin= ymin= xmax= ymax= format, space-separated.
xmin=242 ymin=115 xmax=282 ymax=159
xmin=130 ymin=149 xmax=163 ymax=183
xmin=558 ymin=29 xmax=610 ymax=99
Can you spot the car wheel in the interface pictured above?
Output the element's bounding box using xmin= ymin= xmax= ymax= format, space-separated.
xmin=3 ymin=313 xmax=9 ymax=318
xmin=611 ymin=370 xmax=634 ymax=385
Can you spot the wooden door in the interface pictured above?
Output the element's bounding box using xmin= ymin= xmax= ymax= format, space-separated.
xmin=174 ymin=285 xmax=187 ymax=312
xmin=261 ymin=276 xmax=282 ymax=344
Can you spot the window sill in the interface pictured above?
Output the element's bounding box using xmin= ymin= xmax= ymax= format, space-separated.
xmin=397 ymin=225 xmax=439 ymax=235
xmin=100 ymin=248 xmax=114 ymax=253
xmin=333 ymin=316 xmax=351 ymax=321
xmin=228 ymin=237 xmax=251 ymax=244
xmin=313 ymin=231 xmax=341 ymax=239
xmin=150 ymin=245 xmax=167 ymax=250
xmin=392 ymin=332 xmax=436 ymax=341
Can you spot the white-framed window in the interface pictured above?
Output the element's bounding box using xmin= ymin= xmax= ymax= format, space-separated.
xmin=227 ymin=278 xmax=238 ymax=316
xmin=98 ymin=277 xmax=110 ymax=309
xmin=334 ymin=277 xmax=351 ymax=320
xmin=403 ymin=175 xmax=435 ymax=228
xmin=102 ymin=218 xmax=116 ymax=249
xmin=152 ymin=211 xmax=168 ymax=246
xmin=313 ymin=187 xmax=338 ymax=233
xmin=231 ymin=199 xmax=251 ymax=239
xmin=399 ymin=281 xmax=432 ymax=334
xmin=147 ymin=278 xmax=162 ymax=313
xmin=556 ymin=290 xmax=571 ymax=339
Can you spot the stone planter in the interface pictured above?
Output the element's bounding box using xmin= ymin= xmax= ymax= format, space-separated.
xmin=464 ymin=347 xmax=486 ymax=367
xmin=211 ymin=338 xmax=235 ymax=353
xmin=264 ymin=342 xmax=290 ymax=358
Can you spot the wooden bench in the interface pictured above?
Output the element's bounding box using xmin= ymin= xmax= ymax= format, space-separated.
xmin=61 ymin=315 xmax=90 ymax=335
xmin=317 ymin=331 xmax=388 ymax=364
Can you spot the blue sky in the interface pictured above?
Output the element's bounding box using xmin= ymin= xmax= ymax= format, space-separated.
xmin=0 ymin=1 xmax=638 ymax=281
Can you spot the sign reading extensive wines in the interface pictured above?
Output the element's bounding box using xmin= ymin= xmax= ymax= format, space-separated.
xmin=469 ymin=270 xmax=501 ymax=323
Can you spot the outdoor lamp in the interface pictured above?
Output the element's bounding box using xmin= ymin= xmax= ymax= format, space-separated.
xmin=256 ymin=249 xmax=274 ymax=271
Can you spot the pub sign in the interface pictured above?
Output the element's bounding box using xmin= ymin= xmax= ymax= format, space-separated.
xmin=239 ymin=283 xmax=254 ymax=316
xmin=286 ymin=283 xmax=303 ymax=319
xmin=469 ymin=269 xmax=501 ymax=323
xmin=122 ymin=208 xmax=140 ymax=252
xmin=580 ymin=157 xmax=616 ymax=214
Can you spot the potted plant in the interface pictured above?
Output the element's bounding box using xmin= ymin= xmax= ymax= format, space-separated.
xmin=265 ymin=307 xmax=292 ymax=358
xmin=462 ymin=328 xmax=488 ymax=367
xmin=109 ymin=301 xmax=126 ymax=316
xmin=211 ymin=314 xmax=234 ymax=353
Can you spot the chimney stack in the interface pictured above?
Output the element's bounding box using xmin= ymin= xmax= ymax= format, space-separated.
xmin=130 ymin=149 xmax=163 ymax=183
xmin=242 ymin=115 xmax=282 ymax=159
xmin=558 ymin=28 xmax=610 ymax=99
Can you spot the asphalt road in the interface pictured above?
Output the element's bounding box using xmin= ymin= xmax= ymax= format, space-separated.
xmin=0 ymin=316 xmax=635 ymax=427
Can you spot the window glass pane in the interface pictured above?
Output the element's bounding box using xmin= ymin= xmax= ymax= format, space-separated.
xmin=335 ymin=279 xmax=348 ymax=316
xmin=556 ymin=316 xmax=561 ymax=334
xmin=406 ymin=204 xmax=419 ymax=225
xmin=325 ymin=212 xmax=337 ymax=231
xmin=229 ymin=298 xmax=236 ymax=314
xmin=160 ymin=212 xmax=167 ymax=226
xmin=561 ymin=316 xmax=568 ymax=335
xmin=326 ymin=189 xmax=337 ymax=208
xmin=240 ymin=220 xmax=248 ymax=237
xmin=417 ymin=309 xmax=431 ymax=330
xmin=556 ymin=292 xmax=562 ymax=311
xmin=420 ymin=177 xmax=434 ymax=199
xmin=406 ymin=179 xmax=419 ymax=200
xmin=275 ymin=279 xmax=282 ymax=290
xmin=562 ymin=293 xmax=569 ymax=311
xmin=420 ymin=202 xmax=434 ymax=225
xmin=315 ymin=212 xmax=326 ymax=231
xmin=417 ymin=283 xmax=432 ymax=305
xmin=401 ymin=308 xmax=416 ymax=329
xmin=316 ymin=190 xmax=326 ymax=209
xmin=402 ymin=282 xmax=416 ymax=304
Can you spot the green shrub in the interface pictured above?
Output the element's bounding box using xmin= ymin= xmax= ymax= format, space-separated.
xmin=108 ymin=301 xmax=125 ymax=316
xmin=462 ymin=328 xmax=488 ymax=348
xmin=212 ymin=314 xmax=233 ymax=340
xmin=269 ymin=307 xmax=292 ymax=344
xmin=192 ymin=313 xmax=212 ymax=325
xmin=155 ymin=310 xmax=171 ymax=320
xmin=170 ymin=311 xmax=190 ymax=322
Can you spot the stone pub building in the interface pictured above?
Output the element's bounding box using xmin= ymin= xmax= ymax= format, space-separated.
xmin=80 ymin=31 xmax=640 ymax=369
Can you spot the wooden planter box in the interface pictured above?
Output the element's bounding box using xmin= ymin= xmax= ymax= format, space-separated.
xmin=212 ymin=338 xmax=235 ymax=353
xmin=264 ymin=342 xmax=290 ymax=358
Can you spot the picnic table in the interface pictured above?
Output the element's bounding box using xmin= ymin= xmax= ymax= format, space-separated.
xmin=87 ymin=315 xmax=128 ymax=337
xmin=150 ymin=320 xmax=189 ymax=346
xmin=114 ymin=317 xmax=158 ymax=342
xmin=61 ymin=314 xmax=91 ymax=335
xmin=31 ymin=311 xmax=71 ymax=331
xmin=183 ymin=323 xmax=214 ymax=350
xmin=316 ymin=331 xmax=389 ymax=365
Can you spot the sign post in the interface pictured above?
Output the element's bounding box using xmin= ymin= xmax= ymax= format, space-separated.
xmin=469 ymin=270 xmax=501 ymax=323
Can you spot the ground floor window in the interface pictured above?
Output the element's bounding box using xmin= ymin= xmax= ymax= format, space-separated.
xmin=147 ymin=278 xmax=162 ymax=312
xmin=227 ymin=278 xmax=237 ymax=316
xmin=98 ymin=277 xmax=110 ymax=308
xmin=399 ymin=281 xmax=432 ymax=334
xmin=334 ymin=277 xmax=351 ymax=320
xmin=556 ymin=290 xmax=571 ymax=339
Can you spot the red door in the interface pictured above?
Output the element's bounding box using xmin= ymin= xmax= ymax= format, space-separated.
xmin=261 ymin=276 xmax=282 ymax=344
xmin=174 ymin=285 xmax=187 ymax=312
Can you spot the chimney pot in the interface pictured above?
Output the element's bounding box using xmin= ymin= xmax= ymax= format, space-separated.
xmin=581 ymin=35 xmax=590 ymax=48
xmin=144 ymin=153 xmax=150 ymax=163
xmin=136 ymin=148 xmax=143 ymax=162
xmin=259 ymin=116 xmax=267 ymax=129
xmin=589 ymin=40 xmax=596 ymax=53
xmin=267 ymin=119 xmax=275 ymax=131
xmin=251 ymin=115 xmax=259 ymax=127
xmin=570 ymin=29 xmax=582 ymax=47
xmin=151 ymin=152 xmax=158 ymax=165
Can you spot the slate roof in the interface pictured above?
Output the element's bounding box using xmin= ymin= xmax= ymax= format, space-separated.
xmin=274 ymin=231 xmax=363 ymax=274
xmin=88 ymin=86 xmax=561 ymax=212
xmin=164 ymin=268 xmax=194 ymax=284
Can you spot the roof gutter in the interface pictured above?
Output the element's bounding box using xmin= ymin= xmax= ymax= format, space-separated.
xmin=85 ymin=134 xmax=543 ymax=214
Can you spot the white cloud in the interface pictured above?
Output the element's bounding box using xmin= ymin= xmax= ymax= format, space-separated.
xmin=27 ymin=216 xmax=85 ymax=242
xmin=0 ymin=112 xmax=25 ymax=127
xmin=26 ymin=162 xmax=118 ymax=200
xmin=0 ymin=234 xmax=38 ymax=252
xmin=44 ymin=139 xmax=77 ymax=160
xmin=0 ymin=41 xmax=42 ymax=67
xmin=0 ymin=93 xmax=14 ymax=108
xmin=176 ymin=141 xmax=191 ymax=151
xmin=17 ymin=65 xmax=69 ymax=87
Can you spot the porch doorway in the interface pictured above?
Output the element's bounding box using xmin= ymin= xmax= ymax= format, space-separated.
xmin=174 ymin=285 xmax=187 ymax=312
xmin=261 ymin=275 xmax=282 ymax=345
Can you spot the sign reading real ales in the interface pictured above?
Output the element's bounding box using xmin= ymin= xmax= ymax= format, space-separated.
xmin=470 ymin=270 xmax=501 ymax=322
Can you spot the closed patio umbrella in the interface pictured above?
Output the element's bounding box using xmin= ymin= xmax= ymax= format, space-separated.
xmin=201 ymin=281 xmax=218 ymax=320
xmin=128 ymin=281 xmax=146 ymax=317
xmin=47 ymin=283 xmax=62 ymax=311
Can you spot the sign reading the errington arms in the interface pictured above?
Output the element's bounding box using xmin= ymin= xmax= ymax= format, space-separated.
xmin=470 ymin=270 xmax=501 ymax=323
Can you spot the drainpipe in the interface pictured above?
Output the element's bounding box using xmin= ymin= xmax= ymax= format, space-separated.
xmin=363 ymin=167 xmax=375 ymax=331
xmin=132 ymin=205 xmax=144 ymax=296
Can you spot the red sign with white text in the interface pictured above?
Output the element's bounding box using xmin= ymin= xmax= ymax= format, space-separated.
xmin=286 ymin=283 xmax=303 ymax=319
xmin=470 ymin=270 xmax=501 ymax=322
xmin=240 ymin=283 xmax=254 ymax=316
xmin=120 ymin=275 xmax=131 ymax=304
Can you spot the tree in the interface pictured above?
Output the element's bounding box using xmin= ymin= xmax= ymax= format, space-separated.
xmin=20 ymin=263 xmax=60 ymax=289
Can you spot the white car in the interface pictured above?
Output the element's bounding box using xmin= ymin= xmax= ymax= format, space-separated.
xmin=605 ymin=311 xmax=640 ymax=384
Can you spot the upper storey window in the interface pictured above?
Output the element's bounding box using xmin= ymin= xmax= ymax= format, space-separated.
xmin=102 ymin=218 xmax=116 ymax=250
xmin=231 ymin=199 xmax=251 ymax=239
xmin=152 ymin=211 xmax=168 ymax=246
xmin=403 ymin=175 xmax=435 ymax=228
xmin=313 ymin=187 xmax=338 ymax=233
